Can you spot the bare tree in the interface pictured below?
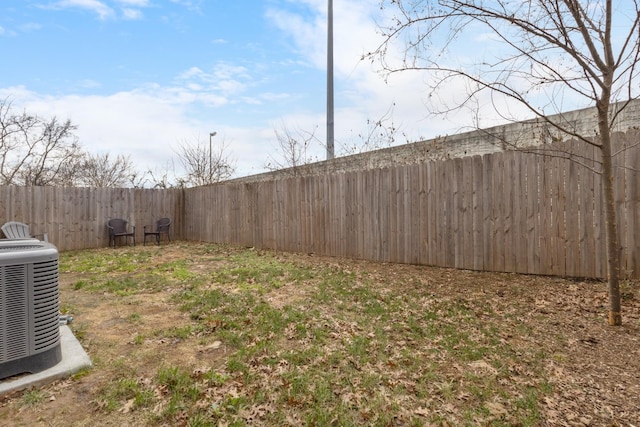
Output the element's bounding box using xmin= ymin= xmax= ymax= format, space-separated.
xmin=146 ymin=161 xmax=178 ymax=189
xmin=175 ymin=135 xmax=235 ymax=187
xmin=265 ymin=123 xmax=320 ymax=175
xmin=127 ymin=170 xmax=150 ymax=189
xmin=0 ymin=98 xmax=81 ymax=186
xmin=267 ymin=107 xmax=405 ymax=174
xmin=366 ymin=0 xmax=640 ymax=325
xmin=75 ymin=153 xmax=139 ymax=188
xmin=339 ymin=104 xmax=407 ymax=155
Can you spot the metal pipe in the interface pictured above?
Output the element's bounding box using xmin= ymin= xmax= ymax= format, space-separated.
xmin=326 ymin=0 xmax=335 ymax=160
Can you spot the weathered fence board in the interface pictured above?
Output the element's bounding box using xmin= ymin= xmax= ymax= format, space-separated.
xmin=0 ymin=187 xmax=183 ymax=251
xmin=180 ymin=130 xmax=640 ymax=279
xmin=2 ymin=131 xmax=639 ymax=280
xmin=628 ymin=137 xmax=640 ymax=276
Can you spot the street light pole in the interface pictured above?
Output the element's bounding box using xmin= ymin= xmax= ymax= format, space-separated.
xmin=209 ymin=131 xmax=217 ymax=182
xmin=326 ymin=0 xmax=335 ymax=160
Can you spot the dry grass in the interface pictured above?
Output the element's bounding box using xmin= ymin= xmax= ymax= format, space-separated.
xmin=1 ymin=241 xmax=639 ymax=426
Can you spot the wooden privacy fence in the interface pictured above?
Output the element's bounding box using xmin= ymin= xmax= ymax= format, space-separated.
xmin=0 ymin=130 xmax=638 ymax=279
xmin=183 ymin=130 xmax=640 ymax=279
xmin=0 ymin=186 xmax=184 ymax=251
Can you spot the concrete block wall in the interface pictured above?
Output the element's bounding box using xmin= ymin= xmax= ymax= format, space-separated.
xmin=229 ymin=100 xmax=640 ymax=184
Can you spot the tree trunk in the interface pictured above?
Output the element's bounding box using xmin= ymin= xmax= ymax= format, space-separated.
xmin=599 ymin=116 xmax=622 ymax=326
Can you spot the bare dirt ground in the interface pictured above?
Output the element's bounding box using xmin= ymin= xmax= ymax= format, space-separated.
xmin=0 ymin=242 xmax=639 ymax=426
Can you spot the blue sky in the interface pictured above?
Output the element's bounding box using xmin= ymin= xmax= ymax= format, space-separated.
xmin=1 ymin=0 xmax=459 ymax=179
xmin=3 ymin=1 xmax=630 ymax=180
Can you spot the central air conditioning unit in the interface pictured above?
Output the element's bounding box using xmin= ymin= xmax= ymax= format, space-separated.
xmin=0 ymin=239 xmax=61 ymax=380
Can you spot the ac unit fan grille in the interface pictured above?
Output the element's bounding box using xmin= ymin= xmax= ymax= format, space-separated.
xmin=32 ymin=260 xmax=60 ymax=351
xmin=0 ymin=259 xmax=59 ymax=364
xmin=1 ymin=265 xmax=29 ymax=361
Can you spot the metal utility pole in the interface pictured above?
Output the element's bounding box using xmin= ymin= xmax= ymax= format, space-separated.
xmin=326 ymin=0 xmax=335 ymax=160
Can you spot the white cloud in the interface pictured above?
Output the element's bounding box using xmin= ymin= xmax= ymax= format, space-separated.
xmin=263 ymin=0 xmax=535 ymax=147
xmin=45 ymin=0 xmax=152 ymax=20
xmin=47 ymin=0 xmax=115 ymax=20
xmin=168 ymin=0 xmax=202 ymax=13
xmin=116 ymin=0 xmax=150 ymax=6
xmin=175 ymin=64 xmax=254 ymax=99
xmin=116 ymin=0 xmax=150 ymax=20
xmin=77 ymin=79 xmax=102 ymax=89
xmin=263 ymin=0 xmax=451 ymax=147
xmin=4 ymin=1 xmax=490 ymax=180
xmin=20 ymin=22 xmax=43 ymax=32
xmin=0 ymin=86 xmax=206 ymax=175
xmin=121 ymin=8 xmax=143 ymax=20
xmin=0 ymin=66 xmax=287 ymax=178
xmin=265 ymin=5 xmax=325 ymax=69
xmin=0 ymin=0 xmax=550 ymax=182
xmin=0 ymin=26 xmax=18 ymax=37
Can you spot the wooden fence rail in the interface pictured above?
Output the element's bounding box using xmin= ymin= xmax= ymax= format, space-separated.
xmin=0 ymin=130 xmax=638 ymax=279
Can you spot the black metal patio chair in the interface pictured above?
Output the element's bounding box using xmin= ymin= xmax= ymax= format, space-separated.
xmin=107 ymin=218 xmax=135 ymax=248
xmin=143 ymin=217 xmax=171 ymax=245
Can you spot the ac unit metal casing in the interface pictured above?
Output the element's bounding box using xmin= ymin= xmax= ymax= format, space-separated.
xmin=0 ymin=240 xmax=61 ymax=380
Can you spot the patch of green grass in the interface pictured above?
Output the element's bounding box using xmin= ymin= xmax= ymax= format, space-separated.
xmin=72 ymin=279 xmax=89 ymax=290
xmin=21 ymin=390 xmax=45 ymax=407
xmin=99 ymin=377 xmax=155 ymax=412
xmin=346 ymin=334 xmax=373 ymax=364
xmin=70 ymin=275 xmax=141 ymax=295
xmin=60 ymin=242 xmax=558 ymax=426
xmin=186 ymin=413 xmax=217 ymax=427
xmin=61 ymin=248 xmax=199 ymax=295
xmin=153 ymin=366 xmax=204 ymax=421
xmin=226 ymin=357 xmax=249 ymax=376
xmin=156 ymin=366 xmax=193 ymax=394
xmin=128 ymin=312 xmax=141 ymax=323
xmin=202 ymin=370 xmax=230 ymax=387
xmin=60 ymin=249 xmax=154 ymax=274
xmin=101 ymin=277 xmax=140 ymax=296
xmin=72 ymin=366 xmax=92 ymax=380
xmin=210 ymin=253 xmax=316 ymax=293
xmin=156 ymin=259 xmax=195 ymax=281
xmin=514 ymin=386 xmax=544 ymax=422
xmin=70 ymin=322 xmax=88 ymax=341
xmin=59 ymin=303 xmax=76 ymax=316
xmin=153 ymin=325 xmax=193 ymax=340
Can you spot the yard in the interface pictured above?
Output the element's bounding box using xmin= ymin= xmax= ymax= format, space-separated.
xmin=0 ymin=241 xmax=639 ymax=426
